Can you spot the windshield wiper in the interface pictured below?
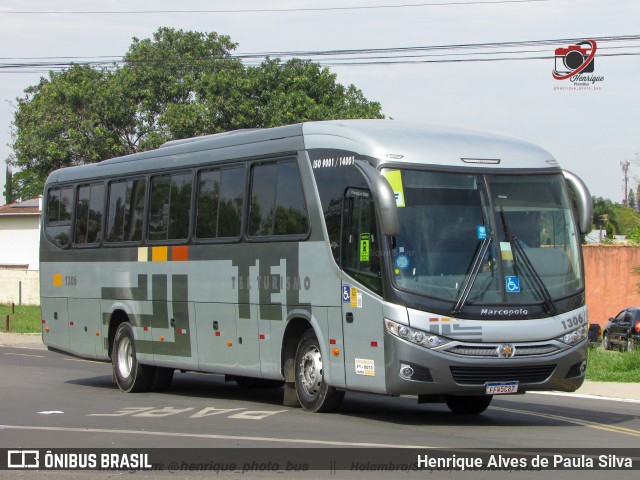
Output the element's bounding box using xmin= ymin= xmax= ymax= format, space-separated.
xmin=499 ymin=209 xmax=557 ymax=316
xmin=451 ymin=237 xmax=493 ymax=316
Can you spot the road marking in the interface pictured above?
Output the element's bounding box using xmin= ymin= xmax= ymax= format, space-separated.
xmin=3 ymin=352 xmax=45 ymax=358
xmin=0 ymin=424 xmax=437 ymax=448
xmin=530 ymin=391 xmax=640 ymax=404
xmin=88 ymin=406 xmax=287 ymax=420
xmin=492 ymin=406 xmax=640 ymax=438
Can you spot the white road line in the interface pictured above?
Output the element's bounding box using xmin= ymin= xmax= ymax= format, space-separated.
xmin=529 ymin=391 xmax=640 ymax=404
xmin=492 ymin=406 xmax=640 ymax=438
xmin=0 ymin=424 xmax=437 ymax=449
xmin=3 ymin=352 xmax=45 ymax=358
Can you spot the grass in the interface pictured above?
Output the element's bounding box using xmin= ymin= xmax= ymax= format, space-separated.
xmin=0 ymin=303 xmax=41 ymax=334
xmin=2 ymin=302 xmax=639 ymax=382
xmin=586 ymin=346 xmax=640 ymax=383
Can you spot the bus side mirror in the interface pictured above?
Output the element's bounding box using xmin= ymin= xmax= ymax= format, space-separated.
xmin=563 ymin=170 xmax=592 ymax=235
xmin=355 ymin=160 xmax=400 ymax=236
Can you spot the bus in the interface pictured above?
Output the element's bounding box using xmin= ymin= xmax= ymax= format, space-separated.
xmin=40 ymin=120 xmax=592 ymax=414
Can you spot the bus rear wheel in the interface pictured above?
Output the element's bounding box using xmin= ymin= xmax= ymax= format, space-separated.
xmin=112 ymin=322 xmax=152 ymax=393
xmin=294 ymin=329 xmax=344 ymax=412
xmin=444 ymin=394 xmax=493 ymax=414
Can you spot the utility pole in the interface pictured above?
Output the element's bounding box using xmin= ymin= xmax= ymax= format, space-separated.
xmin=621 ymin=159 xmax=630 ymax=205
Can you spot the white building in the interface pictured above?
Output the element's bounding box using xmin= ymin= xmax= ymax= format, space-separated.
xmin=0 ymin=197 xmax=41 ymax=304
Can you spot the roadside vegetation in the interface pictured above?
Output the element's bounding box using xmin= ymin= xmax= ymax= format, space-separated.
xmin=586 ymin=346 xmax=640 ymax=382
xmin=0 ymin=303 xmax=40 ymax=334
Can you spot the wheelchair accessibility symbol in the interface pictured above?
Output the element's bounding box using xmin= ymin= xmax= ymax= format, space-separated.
xmin=505 ymin=276 xmax=520 ymax=293
xmin=342 ymin=285 xmax=351 ymax=303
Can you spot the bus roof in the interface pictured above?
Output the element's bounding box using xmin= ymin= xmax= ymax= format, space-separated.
xmin=45 ymin=120 xmax=559 ymax=185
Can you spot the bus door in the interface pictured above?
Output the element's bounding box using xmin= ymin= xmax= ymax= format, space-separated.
xmin=340 ymin=189 xmax=386 ymax=393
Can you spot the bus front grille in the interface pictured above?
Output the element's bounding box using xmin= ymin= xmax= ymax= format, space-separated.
xmin=445 ymin=344 xmax=559 ymax=358
xmin=449 ymin=365 xmax=556 ymax=385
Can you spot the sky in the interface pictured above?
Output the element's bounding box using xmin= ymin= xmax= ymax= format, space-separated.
xmin=1 ymin=0 xmax=639 ymax=205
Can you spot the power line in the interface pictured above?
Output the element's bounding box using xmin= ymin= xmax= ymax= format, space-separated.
xmin=236 ymin=34 xmax=640 ymax=59
xmin=1 ymin=34 xmax=639 ymax=72
xmin=0 ymin=1 xmax=551 ymax=15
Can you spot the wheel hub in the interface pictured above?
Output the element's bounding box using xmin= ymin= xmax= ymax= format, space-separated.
xmin=299 ymin=346 xmax=323 ymax=396
xmin=117 ymin=336 xmax=133 ymax=378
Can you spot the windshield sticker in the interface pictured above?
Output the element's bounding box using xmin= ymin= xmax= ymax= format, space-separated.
xmin=382 ymin=170 xmax=406 ymax=207
xmin=360 ymin=233 xmax=370 ymax=262
xmin=505 ymin=276 xmax=521 ymax=293
xmin=477 ymin=226 xmax=487 ymax=240
xmin=500 ymin=242 xmax=513 ymax=260
xmin=355 ymin=358 xmax=375 ymax=376
xmin=395 ymin=255 xmax=410 ymax=270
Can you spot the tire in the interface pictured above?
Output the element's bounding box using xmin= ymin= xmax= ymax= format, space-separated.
xmin=444 ymin=395 xmax=493 ymax=415
xmin=112 ymin=322 xmax=152 ymax=393
xmin=150 ymin=367 xmax=174 ymax=392
xmin=602 ymin=333 xmax=611 ymax=351
xmin=294 ymin=329 xmax=344 ymax=412
xmin=627 ymin=337 xmax=635 ymax=352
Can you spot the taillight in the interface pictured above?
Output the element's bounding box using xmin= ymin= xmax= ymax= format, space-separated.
xmin=634 ymin=321 xmax=640 ymax=334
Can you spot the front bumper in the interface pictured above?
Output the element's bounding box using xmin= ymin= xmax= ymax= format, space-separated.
xmin=384 ymin=330 xmax=587 ymax=396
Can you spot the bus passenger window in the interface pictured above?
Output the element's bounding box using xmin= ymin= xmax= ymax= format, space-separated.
xmin=107 ymin=178 xmax=146 ymax=243
xmin=249 ymin=160 xmax=309 ymax=237
xmin=196 ymin=166 xmax=245 ymax=239
xmin=149 ymin=173 xmax=193 ymax=241
xmin=74 ymin=183 xmax=105 ymax=245
xmin=45 ymin=187 xmax=74 ymax=248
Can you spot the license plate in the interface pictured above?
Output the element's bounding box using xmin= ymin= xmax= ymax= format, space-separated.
xmin=486 ymin=381 xmax=519 ymax=395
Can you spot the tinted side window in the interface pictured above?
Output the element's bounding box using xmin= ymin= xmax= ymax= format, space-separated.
xmin=149 ymin=173 xmax=192 ymax=241
xmin=249 ymin=160 xmax=309 ymax=237
xmin=107 ymin=178 xmax=146 ymax=243
xmin=196 ymin=166 xmax=245 ymax=239
xmin=74 ymin=183 xmax=105 ymax=245
xmin=45 ymin=187 xmax=74 ymax=247
xmin=308 ymin=149 xmax=369 ymax=264
xmin=343 ymin=190 xmax=382 ymax=294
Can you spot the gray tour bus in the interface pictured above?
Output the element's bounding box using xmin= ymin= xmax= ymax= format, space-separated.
xmin=40 ymin=120 xmax=592 ymax=414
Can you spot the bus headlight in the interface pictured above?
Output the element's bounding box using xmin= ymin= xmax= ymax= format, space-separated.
xmin=385 ymin=319 xmax=450 ymax=349
xmin=557 ymin=325 xmax=588 ymax=346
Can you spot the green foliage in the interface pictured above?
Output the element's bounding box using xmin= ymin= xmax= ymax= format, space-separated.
xmin=591 ymin=196 xmax=640 ymax=237
xmin=3 ymin=166 xmax=13 ymax=204
xmin=0 ymin=304 xmax=41 ymax=334
xmin=628 ymin=226 xmax=640 ymax=245
xmin=587 ymin=346 xmax=640 ymax=382
xmin=8 ymin=28 xmax=384 ymax=199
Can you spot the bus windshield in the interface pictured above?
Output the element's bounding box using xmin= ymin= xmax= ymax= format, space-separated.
xmin=384 ymin=169 xmax=583 ymax=308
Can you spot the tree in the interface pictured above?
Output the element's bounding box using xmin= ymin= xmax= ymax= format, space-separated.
xmin=3 ymin=165 xmax=13 ymax=204
xmin=8 ymin=28 xmax=383 ymax=199
xmin=628 ymin=188 xmax=636 ymax=210
xmin=636 ymin=183 xmax=640 ymax=212
xmin=10 ymin=65 xmax=127 ymax=199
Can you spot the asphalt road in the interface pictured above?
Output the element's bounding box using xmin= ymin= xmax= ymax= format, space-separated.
xmin=1 ymin=345 xmax=639 ymax=479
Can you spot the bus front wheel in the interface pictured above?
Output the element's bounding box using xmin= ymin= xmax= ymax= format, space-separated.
xmin=444 ymin=394 xmax=493 ymax=414
xmin=112 ymin=322 xmax=152 ymax=393
xmin=294 ymin=329 xmax=344 ymax=412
